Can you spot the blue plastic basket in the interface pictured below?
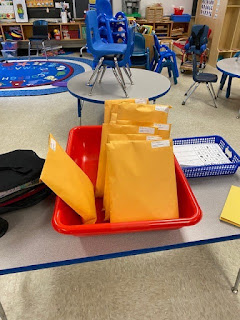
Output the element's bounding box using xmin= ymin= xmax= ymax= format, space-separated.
xmin=170 ymin=14 xmax=191 ymax=22
xmin=173 ymin=135 xmax=240 ymax=178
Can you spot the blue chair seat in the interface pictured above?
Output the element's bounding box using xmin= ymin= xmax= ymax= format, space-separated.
xmin=195 ymin=73 xmax=218 ymax=83
xmin=94 ymin=41 xmax=127 ymax=56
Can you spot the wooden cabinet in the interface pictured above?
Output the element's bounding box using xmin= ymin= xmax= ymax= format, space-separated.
xmin=0 ymin=21 xmax=86 ymax=48
xmin=136 ymin=20 xmax=190 ymax=40
xmin=195 ymin=0 xmax=240 ymax=66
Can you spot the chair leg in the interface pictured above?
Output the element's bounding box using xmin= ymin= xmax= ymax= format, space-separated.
xmin=123 ymin=66 xmax=134 ymax=85
xmin=112 ymin=68 xmax=129 ymax=98
xmin=126 ymin=63 xmax=132 ymax=77
xmin=99 ymin=65 xmax=107 ymax=83
xmin=114 ymin=57 xmax=126 ymax=87
xmin=232 ymin=268 xmax=240 ymax=294
xmin=87 ymin=57 xmax=104 ymax=86
xmin=206 ymin=83 xmax=217 ymax=108
xmin=182 ymin=82 xmax=200 ymax=105
xmin=42 ymin=41 xmax=48 ymax=61
xmin=184 ymin=82 xmax=196 ymax=96
xmin=209 ymin=82 xmax=217 ymax=99
xmin=167 ymin=66 xmax=172 ymax=78
xmin=89 ymin=66 xmax=102 ymax=96
xmin=0 ymin=300 xmax=7 ymax=320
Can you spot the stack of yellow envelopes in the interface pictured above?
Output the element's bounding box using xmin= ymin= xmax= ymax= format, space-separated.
xmin=96 ymin=99 xmax=178 ymax=223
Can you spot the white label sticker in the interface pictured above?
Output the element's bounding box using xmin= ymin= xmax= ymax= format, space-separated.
xmin=135 ymin=98 xmax=147 ymax=104
xmin=155 ymin=105 xmax=169 ymax=113
xmin=139 ymin=127 xmax=155 ymax=134
xmin=50 ymin=138 xmax=56 ymax=151
xmin=151 ymin=140 xmax=170 ymax=148
xmin=154 ymin=124 xmax=170 ymax=131
xmin=146 ymin=136 xmax=162 ymax=141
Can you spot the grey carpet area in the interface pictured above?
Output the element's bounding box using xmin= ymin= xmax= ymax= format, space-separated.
xmin=0 ymin=56 xmax=239 ymax=320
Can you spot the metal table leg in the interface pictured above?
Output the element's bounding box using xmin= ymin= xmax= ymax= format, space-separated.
xmin=237 ymin=109 xmax=240 ymax=119
xmin=217 ymin=73 xmax=228 ymax=97
xmin=78 ymin=99 xmax=84 ymax=126
xmin=226 ymin=76 xmax=232 ymax=98
xmin=232 ymin=268 xmax=240 ymax=294
xmin=0 ymin=300 xmax=7 ymax=320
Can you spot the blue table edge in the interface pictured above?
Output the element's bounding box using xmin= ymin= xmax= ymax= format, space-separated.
xmin=216 ymin=65 xmax=240 ymax=79
xmin=67 ymin=86 xmax=171 ymax=105
xmin=1 ymin=233 xmax=240 ymax=276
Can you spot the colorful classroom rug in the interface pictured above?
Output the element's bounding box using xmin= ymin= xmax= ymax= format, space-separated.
xmin=0 ymin=56 xmax=93 ymax=97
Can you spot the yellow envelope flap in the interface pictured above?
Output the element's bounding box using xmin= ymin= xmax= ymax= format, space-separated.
xmin=40 ymin=134 xmax=97 ymax=224
xmin=104 ymin=99 xmax=149 ymax=123
xmin=117 ymin=102 xmax=172 ymax=124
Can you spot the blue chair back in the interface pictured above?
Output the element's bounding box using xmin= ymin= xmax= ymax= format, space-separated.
xmin=189 ymin=25 xmax=209 ymax=49
xmin=133 ymin=33 xmax=145 ymax=54
xmin=85 ymin=10 xmax=103 ymax=56
xmin=96 ymin=0 xmax=113 ymax=18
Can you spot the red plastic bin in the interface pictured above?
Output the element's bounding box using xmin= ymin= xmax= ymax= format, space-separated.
xmin=52 ymin=126 xmax=202 ymax=236
xmin=174 ymin=8 xmax=184 ymax=15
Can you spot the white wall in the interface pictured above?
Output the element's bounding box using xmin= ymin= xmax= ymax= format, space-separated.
xmin=113 ymin=0 xmax=193 ymax=17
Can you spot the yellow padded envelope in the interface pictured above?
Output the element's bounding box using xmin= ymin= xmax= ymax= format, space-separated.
xmin=104 ymin=98 xmax=148 ymax=123
xmin=220 ymin=185 xmax=240 ymax=227
xmin=103 ymin=134 xmax=164 ymax=220
xmin=106 ymin=140 xmax=179 ymax=223
xmin=117 ymin=103 xmax=171 ymax=124
xmin=40 ymin=134 xmax=97 ymax=225
xmin=95 ymin=123 xmax=161 ymax=197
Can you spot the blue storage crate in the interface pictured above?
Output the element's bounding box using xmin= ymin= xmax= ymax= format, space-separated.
xmin=1 ymin=41 xmax=17 ymax=50
xmin=173 ymin=135 xmax=240 ymax=178
xmin=171 ymin=14 xmax=191 ymax=22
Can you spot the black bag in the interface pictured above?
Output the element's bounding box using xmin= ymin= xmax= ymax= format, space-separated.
xmin=0 ymin=150 xmax=44 ymax=192
xmin=0 ymin=217 xmax=8 ymax=238
xmin=0 ymin=150 xmax=52 ymax=237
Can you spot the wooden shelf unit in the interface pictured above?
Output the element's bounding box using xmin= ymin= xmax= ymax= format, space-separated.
xmin=136 ymin=20 xmax=190 ymax=40
xmin=195 ymin=0 xmax=240 ymax=66
xmin=0 ymin=21 xmax=86 ymax=47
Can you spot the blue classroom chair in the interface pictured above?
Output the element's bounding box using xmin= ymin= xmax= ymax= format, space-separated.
xmin=151 ymin=34 xmax=179 ymax=84
xmin=130 ymin=33 xmax=150 ymax=70
xmin=182 ymin=51 xmax=218 ymax=107
xmin=96 ymin=0 xmax=128 ymax=43
xmin=85 ymin=10 xmax=135 ymax=97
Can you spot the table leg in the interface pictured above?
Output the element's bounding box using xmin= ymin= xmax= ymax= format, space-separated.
xmin=78 ymin=99 xmax=84 ymax=126
xmin=237 ymin=109 xmax=240 ymax=119
xmin=232 ymin=268 xmax=240 ymax=294
xmin=226 ymin=76 xmax=232 ymax=99
xmin=0 ymin=300 xmax=7 ymax=320
xmin=217 ymin=73 xmax=228 ymax=97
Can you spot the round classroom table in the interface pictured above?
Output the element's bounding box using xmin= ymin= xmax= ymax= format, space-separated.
xmin=216 ymin=57 xmax=240 ymax=99
xmin=67 ymin=68 xmax=171 ymax=123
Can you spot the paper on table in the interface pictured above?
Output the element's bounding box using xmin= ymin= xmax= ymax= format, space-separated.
xmin=220 ymin=185 xmax=240 ymax=227
xmin=173 ymin=143 xmax=231 ymax=167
